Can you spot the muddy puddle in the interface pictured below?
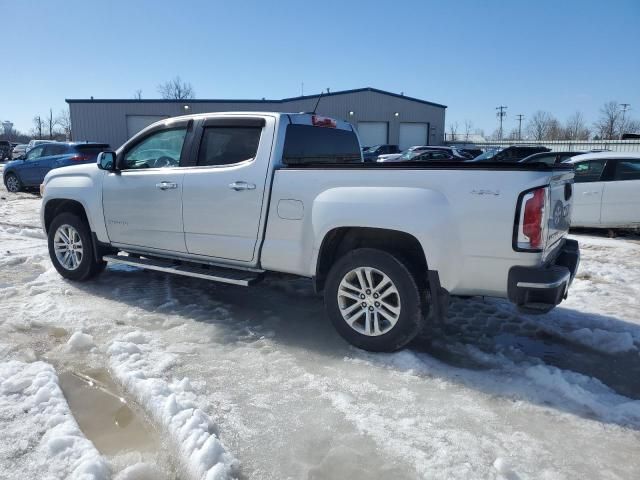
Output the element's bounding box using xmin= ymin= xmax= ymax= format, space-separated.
xmin=57 ymin=368 xmax=160 ymax=455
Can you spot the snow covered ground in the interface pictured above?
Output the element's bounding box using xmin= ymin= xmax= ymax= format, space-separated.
xmin=1 ymin=176 xmax=639 ymax=479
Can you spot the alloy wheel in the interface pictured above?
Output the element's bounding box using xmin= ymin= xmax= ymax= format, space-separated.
xmin=337 ymin=266 xmax=401 ymax=336
xmin=53 ymin=224 xmax=84 ymax=271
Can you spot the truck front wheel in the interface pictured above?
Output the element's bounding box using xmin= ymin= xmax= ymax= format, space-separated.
xmin=48 ymin=213 xmax=106 ymax=281
xmin=324 ymin=248 xmax=426 ymax=352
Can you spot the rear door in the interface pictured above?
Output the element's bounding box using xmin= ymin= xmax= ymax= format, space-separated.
xmin=40 ymin=143 xmax=70 ymax=179
xmin=600 ymin=159 xmax=640 ymax=226
xmin=571 ymin=159 xmax=608 ymax=226
xmin=102 ymin=122 xmax=193 ymax=252
xmin=181 ymin=116 xmax=275 ymax=262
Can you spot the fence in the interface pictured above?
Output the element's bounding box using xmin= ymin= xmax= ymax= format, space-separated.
xmin=444 ymin=138 xmax=640 ymax=153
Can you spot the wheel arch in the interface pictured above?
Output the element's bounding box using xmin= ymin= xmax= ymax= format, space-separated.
xmin=43 ymin=198 xmax=91 ymax=234
xmin=314 ymin=227 xmax=429 ymax=293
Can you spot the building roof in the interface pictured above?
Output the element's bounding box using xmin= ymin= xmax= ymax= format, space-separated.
xmin=66 ymin=87 xmax=447 ymax=109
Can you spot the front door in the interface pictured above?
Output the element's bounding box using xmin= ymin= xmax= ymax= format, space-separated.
xmin=102 ymin=125 xmax=191 ymax=252
xmin=181 ymin=117 xmax=274 ymax=262
xmin=20 ymin=145 xmax=46 ymax=185
xmin=571 ymin=159 xmax=607 ymax=227
xmin=600 ymin=158 xmax=640 ymax=226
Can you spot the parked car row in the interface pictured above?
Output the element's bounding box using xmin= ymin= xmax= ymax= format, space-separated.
xmin=3 ymin=142 xmax=110 ymax=192
xmin=367 ymin=143 xmax=640 ymax=231
xmin=565 ymin=152 xmax=640 ymax=230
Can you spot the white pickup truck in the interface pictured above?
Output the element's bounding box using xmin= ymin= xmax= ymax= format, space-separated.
xmin=40 ymin=112 xmax=580 ymax=351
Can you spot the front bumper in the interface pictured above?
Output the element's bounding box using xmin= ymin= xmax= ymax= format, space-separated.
xmin=507 ymin=239 xmax=580 ymax=314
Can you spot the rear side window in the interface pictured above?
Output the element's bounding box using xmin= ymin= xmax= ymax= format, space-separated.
xmin=283 ymin=124 xmax=361 ymax=165
xmin=573 ymin=160 xmax=607 ymax=183
xmin=197 ymin=127 xmax=261 ymax=167
xmin=613 ymin=160 xmax=640 ymax=181
xmin=43 ymin=144 xmax=69 ymax=156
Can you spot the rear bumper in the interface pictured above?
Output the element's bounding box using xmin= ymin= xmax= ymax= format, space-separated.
xmin=507 ymin=239 xmax=580 ymax=314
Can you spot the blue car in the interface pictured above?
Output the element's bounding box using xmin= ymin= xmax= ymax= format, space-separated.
xmin=3 ymin=142 xmax=110 ymax=193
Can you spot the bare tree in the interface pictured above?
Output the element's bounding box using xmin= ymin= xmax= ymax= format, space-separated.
xmin=526 ymin=111 xmax=556 ymax=140
xmin=624 ymin=119 xmax=640 ymax=135
xmin=448 ymin=122 xmax=459 ymax=141
xmin=45 ymin=109 xmax=57 ymax=139
xmin=594 ymin=101 xmax=621 ymax=140
xmin=157 ymin=76 xmax=194 ymax=100
xmin=134 ymin=89 xmax=143 ymax=100
xmin=547 ymin=118 xmax=563 ymax=140
xmin=564 ymin=112 xmax=590 ymax=140
xmin=56 ymin=108 xmax=72 ymax=140
xmin=32 ymin=115 xmax=44 ymax=139
xmin=463 ymin=120 xmax=473 ymax=142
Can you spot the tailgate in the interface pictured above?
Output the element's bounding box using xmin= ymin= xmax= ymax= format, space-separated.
xmin=544 ymin=170 xmax=575 ymax=260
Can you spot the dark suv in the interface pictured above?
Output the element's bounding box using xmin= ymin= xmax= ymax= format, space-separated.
xmin=0 ymin=141 xmax=12 ymax=161
xmin=362 ymin=144 xmax=400 ymax=162
xmin=472 ymin=145 xmax=550 ymax=163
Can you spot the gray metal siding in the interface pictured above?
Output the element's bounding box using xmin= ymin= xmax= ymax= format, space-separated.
xmin=69 ymin=90 xmax=446 ymax=149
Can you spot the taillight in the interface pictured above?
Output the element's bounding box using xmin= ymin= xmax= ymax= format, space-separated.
xmin=70 ymin=154 xmax=90 ymax=161
xmin=311 ymin=115 xmax=336 ymax=128
xmin=516 ymin=187 xmax=548 ymax=250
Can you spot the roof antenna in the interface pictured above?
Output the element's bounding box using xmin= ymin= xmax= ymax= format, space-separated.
xmin=312 ymin=91 xmax=324 ymax=114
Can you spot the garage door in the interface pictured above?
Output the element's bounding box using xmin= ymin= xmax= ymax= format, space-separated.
xmin=399 ymin=123 xmax=429 ymax=150
xmin=126 ymin=115 xmax=169 ymax=139
xmin=357 ymin=122 xmax=388 ymax=147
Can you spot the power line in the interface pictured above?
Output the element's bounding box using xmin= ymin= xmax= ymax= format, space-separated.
xmin=496 ymin=106 xmax=507 ymax=140
xmin=516 ymin=114 xmax=524 ymax=140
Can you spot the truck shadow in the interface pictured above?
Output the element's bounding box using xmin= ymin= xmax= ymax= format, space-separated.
xmin=76 ymin=266 xmax=640 ymax=431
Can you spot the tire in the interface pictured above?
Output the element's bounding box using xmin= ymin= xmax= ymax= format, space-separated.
xmin=5 ymin=173 xmax=22 ymax=193
xmin=48 ymin=213 xmax=106 ymax=281
xmin=324 ymin=248 xmax=426 ymax=352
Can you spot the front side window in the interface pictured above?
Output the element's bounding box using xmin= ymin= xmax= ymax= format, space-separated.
xmin=197 ymin=127 xmax=261 ymax=167
xmin=123 ymin=128 xmax=187 ymax=169
xmin=613 ymin=159 xmax=640 ymax=181
xmin=26 ymin=145 xmax=45 ymax=160
xmin=573 ymin=160 xmax=607 ymax=183
xmin=429 ymin=151 xmax=450 ymax=160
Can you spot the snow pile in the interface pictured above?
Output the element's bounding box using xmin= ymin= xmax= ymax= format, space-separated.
xmin=67 ymin=331 xmax=96 ymax=351
xmin=0 ymin=360 xmax=109 ymax=479
xmin=524 ymin=364 xmax=640 ymax=426
xmin=566 ymin=328 xmax=635 ymax=354
xmin=108 ymin=331 xmax=238 ymax=480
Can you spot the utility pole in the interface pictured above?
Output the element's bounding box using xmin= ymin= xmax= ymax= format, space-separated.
xmin=620 ymin=103 xmax=630 ymax=139
xmin=516 ymin=114 xmax=524 ymax=140
xmin=496 ymin=106 xmax=507 ymax=140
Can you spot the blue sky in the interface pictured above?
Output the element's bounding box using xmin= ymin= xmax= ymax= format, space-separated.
xmin=2 ymin=0 xmax=639 ymax=136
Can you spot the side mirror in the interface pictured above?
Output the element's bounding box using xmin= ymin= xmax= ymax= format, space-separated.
xmin=97 ymin=151 xmax=117 ymax=171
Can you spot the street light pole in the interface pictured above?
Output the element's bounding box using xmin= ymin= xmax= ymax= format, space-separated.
xmin=620 ymin=103 xmax=630 ymax=139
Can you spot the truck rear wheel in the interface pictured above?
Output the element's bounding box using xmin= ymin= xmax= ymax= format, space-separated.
xmin=48 ymin=213 xmax=106 ymax=281
xmin=324 ymin=248 xmax=426 ymax=352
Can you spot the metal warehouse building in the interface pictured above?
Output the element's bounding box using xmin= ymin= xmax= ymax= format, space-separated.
xmin=67 ymin=87 xmax=446 ymax=150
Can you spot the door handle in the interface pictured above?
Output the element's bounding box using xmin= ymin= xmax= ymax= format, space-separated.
xmin=583 ymin=191 xmax=599 ymax=196
xmin=229 ymin=181 xmax=256 ymax=191
xmin=155 ymin=181 xmax=178 ymax=190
